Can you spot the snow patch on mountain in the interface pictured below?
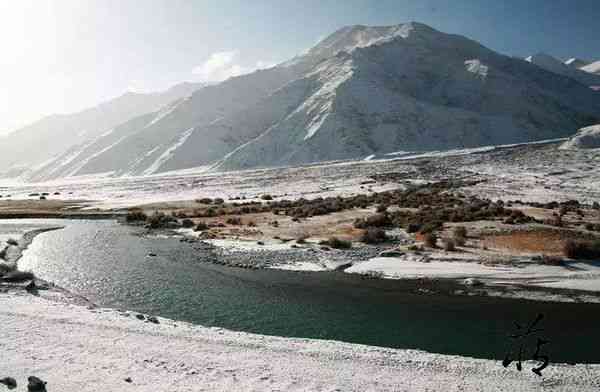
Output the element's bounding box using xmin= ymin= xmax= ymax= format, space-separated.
xmin=581 ymin=60 xmax=600 ymax=75
xmin=302 ymin=60 xmax=354 ymax=140
xmin=465 ymin=59 xmax=489 ymax=79
xmin=143 ymin=127 xmax=195 ymax=175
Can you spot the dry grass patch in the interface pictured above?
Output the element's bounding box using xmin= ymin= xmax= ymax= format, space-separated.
xmin=482 ymin=230 xmax=571 ymax=255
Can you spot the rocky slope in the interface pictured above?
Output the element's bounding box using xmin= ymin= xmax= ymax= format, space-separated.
xmin=13 ymin=23 xmax=600 ymax=181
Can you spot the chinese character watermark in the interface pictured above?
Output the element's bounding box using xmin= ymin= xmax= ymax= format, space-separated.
xmin=502 ymin=313 xmax=550 ymax=376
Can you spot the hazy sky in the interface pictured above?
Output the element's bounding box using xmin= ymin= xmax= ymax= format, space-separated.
xmin=1 ymin=0 xmax=599 ymax=134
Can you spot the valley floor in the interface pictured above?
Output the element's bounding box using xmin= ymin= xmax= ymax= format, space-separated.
xmin=1 ymin=292 xmax=599 ymax=392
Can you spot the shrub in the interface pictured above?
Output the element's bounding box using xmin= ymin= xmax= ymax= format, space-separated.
xmin=376 ymin=204 xmax=388 ymax=213
xmin=443 ymin=238 xmax=456 ymax=251
xmin=563 ymin=239 xmax=600 ymax=259
xmin=213 ymin=198 xmax=225 ymax=205
xmin=195 ymin=198 xmax=213 ymax=204
xmin=194 ymin=221 xmax=209 ymax=231
xmin=453 ymin=226 xmax=467 ymax=246
xmin=2 ymin=270 xmax=35 ymax=282
xmin=420 ymin=221 xmax=442 ymax=234
xmin=181 ymin=218 xmax=195 ymax=228
xmin=406 ymin=223 xmax=421 ymax=233
xmin=146 ymin=212 xmax=177 ymax=229
xmin=226 ymin=216 xmax=242 ymax=225
xmin=540 ymin=255 xmax=562 ymax=265
xmin=261 ymin=194 xmax=273 ymax=201
xmin=360 ymin=228 xmax=388 ymax=244
xmin=453 ymin=226 xmax=467 ymax=239
xmin=593 ymin=202 xmax=600 ymax=210
xmin=247 ymin=220 xmax=257 ymax=227
xmin=320 ymin=237 xmax=352 ymax=249
xmin=7 ymin=238 xmax=18 ymax=246
xmin=353 ymin=213 xmax=391 ymax=229
xmin=423 ymin=232 xmax=438 ymax=248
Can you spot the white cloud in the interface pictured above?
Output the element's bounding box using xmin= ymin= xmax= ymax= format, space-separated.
xmin=192 ymin=51 xmax=274 ymax=82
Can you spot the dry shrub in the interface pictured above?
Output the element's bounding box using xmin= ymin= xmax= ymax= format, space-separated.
xmin=320 ymin=237 xmax=352 ymax=249
xmin=424 ymin=232 xmax=438 ymax=248
xmin=126 ymin=209 xmax=147 ymax=222
xmin=194 ymin=222 xmax=209 ymax=231
xmin=226 ymin=216 xmax=242 ymax=225
xmin=564 ymin=240 xmax=600 ymax=259
xmin=181 ymin=218 xmax=195 ymax=228
xmin=360 ymin=228 xmax=388 ymax=244
xmin=443 ymin=238 xmax=456 ymax=251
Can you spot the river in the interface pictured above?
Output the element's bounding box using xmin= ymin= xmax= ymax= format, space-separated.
xmin=11 ymin=219 xmax=600 ymax=363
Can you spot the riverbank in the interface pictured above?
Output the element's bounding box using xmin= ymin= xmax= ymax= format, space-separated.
xmin=0 ymin=223 xmax=92 ymax=306
xmin=1 ymin=292 xmax=599 ymax=392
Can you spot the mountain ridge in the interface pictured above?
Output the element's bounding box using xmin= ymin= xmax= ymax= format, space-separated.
xmin=5 ymin=22 xmax=600 ymax=182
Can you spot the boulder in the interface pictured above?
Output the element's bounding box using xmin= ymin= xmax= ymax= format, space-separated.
xmin=0 ymin=377 xmax=17 ymax=389
xmin=27 ymin=376 xmax=47 ymax=392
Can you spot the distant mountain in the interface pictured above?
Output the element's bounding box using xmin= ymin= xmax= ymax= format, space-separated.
xmin=0 ymin=82 xmax=205 ymax=178
xmin=564 ymin=57 xmax=590 ymax=69
xmin=13 ymin=23 xmax=600 ymax=181
xmin=525 ymin=53 xmax=600 ymax=86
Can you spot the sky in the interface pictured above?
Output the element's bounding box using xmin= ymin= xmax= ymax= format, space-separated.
xmin=1 ymin=0 xmax=599 ymax=135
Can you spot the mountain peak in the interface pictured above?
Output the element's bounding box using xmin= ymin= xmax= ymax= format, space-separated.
xmin=308 ymin=22 xmax=437 ymax=59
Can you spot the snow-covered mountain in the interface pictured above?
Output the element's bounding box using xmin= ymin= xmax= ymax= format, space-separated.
xmin=525 ymin=53 xmax=600 ymax=86
xmin=0 ymin=82 xmax=205 ymax=178
xmin=564 ymin=57 xmax=590 ymax=69
xmin=11 ymin=23 xmax=600 ymax=181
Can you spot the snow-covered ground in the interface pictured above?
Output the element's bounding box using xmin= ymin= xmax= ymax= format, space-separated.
xmin=1 ymin=293 xmax=599 ymax=392
xmin=345 ymin=255 xmax=600 ymax=293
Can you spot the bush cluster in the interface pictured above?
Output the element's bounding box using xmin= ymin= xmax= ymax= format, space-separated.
xmin=126 ymin=209 xmax=147 ymax=222
xmin=360 ymin=228 xmax=388 ymax=244
xmin=320 ymin=237 xmax=352 ymax=249
xmin=146 ymin=212 xmax=177 ymax=229
xmin=563 ymin=239 xmax=600 ymax=259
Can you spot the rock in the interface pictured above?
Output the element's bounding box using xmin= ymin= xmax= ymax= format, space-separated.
xmin=256 ymin=241 xmax=265 ymax=245
xmin=135 ymin=314 xmax=146 ymax=321
xmin=147 ymin=316 xmax=160 ymax=324
xmin=462 ymin=278 xmax=484 ymax=286
xmin=124 ymin=377 xmax=133 ymax=383
xmin=25 ymin=280 xmax=36 ymax=292
xmin=27 ymin=376 xmax=47 ymax=392
xmin=378 ymin=249 xmax=405 ymax=258
xmin=147 ymin=253 xmax=157 ymax=257
xmin=0 ymin=377 xmax=17 ymax=389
